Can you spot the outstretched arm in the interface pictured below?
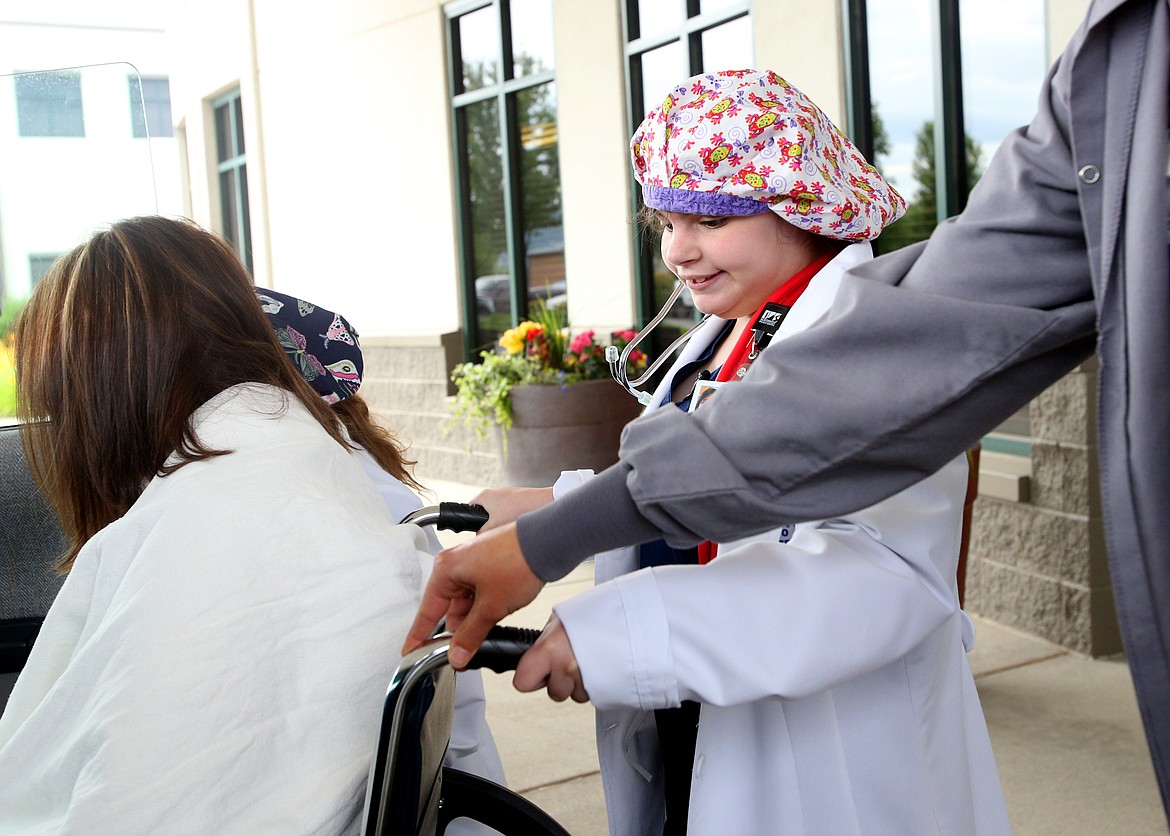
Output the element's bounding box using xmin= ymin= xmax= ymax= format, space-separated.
xmin=402 ymin=523 xmax=545 ymax=668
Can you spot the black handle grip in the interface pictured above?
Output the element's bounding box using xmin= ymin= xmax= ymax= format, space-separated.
xmin=466 ymin=625 xmax=541 ymax=674
xmin=436 ymin=502 xmax=490 ymax=533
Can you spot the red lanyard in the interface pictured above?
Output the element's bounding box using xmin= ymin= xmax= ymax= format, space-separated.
xmin=697 ymin=249 xmax=835 ymax=565
xmin=714 ymin=250 xmax=835 ymax=384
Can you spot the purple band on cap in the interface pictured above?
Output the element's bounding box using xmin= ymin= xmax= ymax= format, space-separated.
xmin=642 ymin=185 xmax=771 ymax=217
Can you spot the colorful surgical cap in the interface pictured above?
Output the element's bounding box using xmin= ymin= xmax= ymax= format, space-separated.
xmin=631 ymin=69 xmax=906 ymax=241
xmin=256 ymin=287 xmax=363 ymax=404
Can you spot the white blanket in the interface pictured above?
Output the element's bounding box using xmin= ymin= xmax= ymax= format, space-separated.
xmin=0 ymin=384 xmax=431 ymax=834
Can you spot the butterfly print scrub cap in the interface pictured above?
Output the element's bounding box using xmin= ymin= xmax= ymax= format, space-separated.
xmin=631 ymin=69 xmax=906 ymax=241
xmin=256 ymin=287 xmax=363 ymax=404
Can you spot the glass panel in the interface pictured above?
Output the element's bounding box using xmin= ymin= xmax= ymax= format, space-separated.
xmin=14 ymin=71 xmax=84 ymax=137
xmin=516 ymin=82 xmax=564 ymax=311
xmin=510 ymin=0 xmax=555 ymax=77
xmin=142 ymin=78 xmax=174 ymax=138
xmin=129 ymin=76 xmax=147 ymax=138
xmin=219 ymin=168 xmax=239 ymax=250
xmin=960 ymin=0 xmax=1044 ymax=178
xmin=459 ymin=5 xmax=500 ymax=92
xmin=961 ymin=0 xmax=1045 ymax=443
xmin=699 ymin=0 xmax=742 ymax=13
xmin=239 ymin=162 xmax=253 ymax=272
xmin=233 ymin=95 xmax=246 ymax=154
xmin=866 ymin=0 xmax=936 ymax=252
xmin=215 ymin=101 xmax=233 ymax=163
xmin=633 ymin=0 xmax=685 ymax=41
xmin=639 ymin=40 xmax=686 ymax=116
xmin=0 ymin=64 xmax=163 ymax=306
xmin=464 ymin=98 xmax=510 ymax=350
xmin=129 ymin=76 xmax=174 ymax=138
xmin=699 ymin=15 xmax=752 ymax=72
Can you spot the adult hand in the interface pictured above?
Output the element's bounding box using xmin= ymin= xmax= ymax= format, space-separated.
xmin=471 ymin=486 xmax=554 ymax=532
xmin=514 ymin=614 xmax=589 ymax=703
xmin=402 ymin=523 xmax=545 ymax=668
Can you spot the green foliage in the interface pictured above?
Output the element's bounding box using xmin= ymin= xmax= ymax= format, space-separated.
xmin=879 ymin=119 xmax=983 ymax=254
xmin=0 ymin=297 xmax=25 ymax=341
xmin=450 ymin=349 xmax=555 ymax=438
xmin=450 ymin=301 xmax=645 ymax=439
xmin=0 ymin=298 xmax=24 ymax=417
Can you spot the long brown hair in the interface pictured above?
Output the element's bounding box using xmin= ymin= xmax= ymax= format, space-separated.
xmin=332 ymin=394 xmax=423 ymax=493
xmin=14 ymin=215 xmax=347 ymax=571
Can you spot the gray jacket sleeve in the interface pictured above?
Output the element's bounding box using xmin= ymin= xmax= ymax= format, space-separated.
xmin=518 ymin=42 xmax=1098 ymax=582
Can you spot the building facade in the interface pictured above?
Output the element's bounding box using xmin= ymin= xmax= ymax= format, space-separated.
xmin=160 ymin=0 xmax=1114 ymax=656
xmin=0 ymin=1 xmax=183 ymax=302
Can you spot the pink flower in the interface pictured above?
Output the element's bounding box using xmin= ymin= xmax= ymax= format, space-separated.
xmin=613 ymin=329 xmax=637 ymax=342
xmin=569 ymin=329 xmax=596 ymax=354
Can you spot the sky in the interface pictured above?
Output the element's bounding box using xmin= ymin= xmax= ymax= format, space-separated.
xmin=868 ymin=0 xmax=1047 ymax=193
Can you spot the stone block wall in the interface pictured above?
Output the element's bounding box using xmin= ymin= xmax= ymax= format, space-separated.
xmin=359 ymin=333 xmax=503 ymax=490
xmin=966 ymin=358 xmax=1122 ymax=656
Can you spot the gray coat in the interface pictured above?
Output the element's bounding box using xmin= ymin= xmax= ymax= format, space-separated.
xmin=517 ymin=0 xmax=1170 ymax=815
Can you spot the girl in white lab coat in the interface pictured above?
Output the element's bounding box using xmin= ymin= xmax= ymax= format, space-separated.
xmin=477 ymin=70 xmax=1010 ymax=835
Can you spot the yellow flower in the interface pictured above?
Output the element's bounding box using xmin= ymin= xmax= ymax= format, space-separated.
xmin=500 ymin=321 xmax=542 ymax=355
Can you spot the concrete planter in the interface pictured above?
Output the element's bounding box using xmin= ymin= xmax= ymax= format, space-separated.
xmin=495 ymin=379 xmax=643 ymax=486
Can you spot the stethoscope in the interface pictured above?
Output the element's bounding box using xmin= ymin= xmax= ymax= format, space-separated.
xmin=605 ymin=280 xmax=711 ymax=405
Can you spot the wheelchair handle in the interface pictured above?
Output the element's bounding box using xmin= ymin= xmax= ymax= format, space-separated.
xmin=467 ymin=625 xmax=541 ymax=674
xmin=400 ymin=502 xmax=490 ymax=532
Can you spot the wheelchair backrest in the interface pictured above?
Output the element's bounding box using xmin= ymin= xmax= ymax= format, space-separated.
xmin=363 ymin=641 xmax=456 ymax=836
xmin=0 ymin=424 xmax=66 ymax=676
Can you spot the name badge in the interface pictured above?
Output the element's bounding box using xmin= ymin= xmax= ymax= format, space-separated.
xmin=688 ymin=378 xmax=728 ymax=413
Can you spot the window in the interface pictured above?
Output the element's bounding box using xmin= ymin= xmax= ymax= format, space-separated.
xmin=28 ymin=254 xmax=62 ymax=286
xmin=213 ymin=89 xmax=252 ymax=273
xmin=845 ymin=0 xmax=1048 ymax=454
xmin=448 ymin=0 xmax=564 ymax=356
xmin=129 ymin=76 xmax=174 ymax=138
xmin=624 ymin=0 xmax=752 ymax=356
xmin=14 ymin=71 xmax=84 ymax=137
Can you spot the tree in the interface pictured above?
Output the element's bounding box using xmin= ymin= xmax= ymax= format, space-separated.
xmin=878 ymin=119 xmax=983 ymax=253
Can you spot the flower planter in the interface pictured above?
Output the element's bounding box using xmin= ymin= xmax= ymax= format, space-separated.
xmin=495 ymin=379 xmax=643 ymax=487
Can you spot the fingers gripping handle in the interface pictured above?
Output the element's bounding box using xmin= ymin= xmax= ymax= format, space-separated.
xmin=466 ymin=625 xmax=540 ymax=674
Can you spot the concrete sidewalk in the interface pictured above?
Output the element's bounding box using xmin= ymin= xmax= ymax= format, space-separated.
xmin=425 ymin=480 xmax=1167 ymax=835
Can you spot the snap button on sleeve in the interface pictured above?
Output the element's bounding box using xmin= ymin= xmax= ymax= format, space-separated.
xmin=1078 ymin=164 xmax=1101 ymax=184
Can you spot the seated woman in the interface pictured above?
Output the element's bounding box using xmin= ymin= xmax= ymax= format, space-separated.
xmin=0 ymin=216 xmax=434 ymax=832
xmin=258 ymin=285 xmax=505 ymax=786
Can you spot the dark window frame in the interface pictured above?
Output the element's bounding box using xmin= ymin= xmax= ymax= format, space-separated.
xmin=446 ymin=0 xmax=561 ymax=358
xmin=843 ymin=0 xmax=1032 ymax=452
xmin=622 ymin=0 xmax=751 ymax=336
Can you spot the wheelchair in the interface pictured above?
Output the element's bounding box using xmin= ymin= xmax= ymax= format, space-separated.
xmin=360 ymin=502 xmax=571 ymax=836
xmin=0 ymin=423 xmax=66 ymax=704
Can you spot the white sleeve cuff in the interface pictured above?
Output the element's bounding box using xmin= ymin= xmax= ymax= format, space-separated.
xmin=552 ymin=469 xmax=595 ymax=500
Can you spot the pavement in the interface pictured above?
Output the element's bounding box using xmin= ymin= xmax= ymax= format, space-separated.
xmin=424 ymin=479 xmax=1168 ymax=835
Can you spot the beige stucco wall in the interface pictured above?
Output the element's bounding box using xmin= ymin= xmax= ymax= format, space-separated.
xmin=1046 ymin=0 xmax=1094 ymax=61
xmin=167 ymin=0 xmax=853 ymax=341
xmin=552 ymin=0 xmax=637 ymax=333
xmin=752 ymin=2 xmax=845 ymax=126
xmin=171 ymin=0 xmax=463 ymax=340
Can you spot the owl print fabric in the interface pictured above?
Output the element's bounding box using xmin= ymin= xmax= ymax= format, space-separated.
xmin=631 ymin=69 xmax=906 ymax=241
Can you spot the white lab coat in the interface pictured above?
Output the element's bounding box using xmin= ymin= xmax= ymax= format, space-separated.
xmin=554 ymin=243 xmax=1011 ymax=835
